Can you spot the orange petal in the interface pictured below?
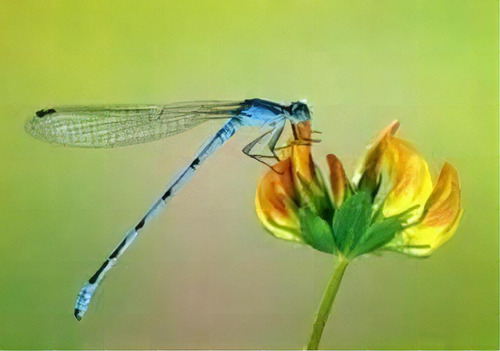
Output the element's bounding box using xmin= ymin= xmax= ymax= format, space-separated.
xmin=399 ymin=162 xmax=463 ymax=256
xmin=255 ymin=158 xmax=303 ymax=242
xmin=422 ymin=163 xmax=461 ymax=227
xmin=326 ymin=154 xmax=349 ymax=208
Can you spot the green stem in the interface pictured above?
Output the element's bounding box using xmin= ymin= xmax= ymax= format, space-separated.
xmin=305 ymin=257 xmax=349 ymax=350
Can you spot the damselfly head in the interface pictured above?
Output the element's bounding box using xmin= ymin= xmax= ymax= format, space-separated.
xmin=288 ymin=100 xmax=311 ymax=124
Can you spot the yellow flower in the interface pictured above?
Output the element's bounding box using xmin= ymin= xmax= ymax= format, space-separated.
xmin=255 ymin=120 xmax=462 ymax=258
xmin=353 ymin=120 xmax=463 ymax=257
xmin=255 ymin=121 xmax=331 ymax=243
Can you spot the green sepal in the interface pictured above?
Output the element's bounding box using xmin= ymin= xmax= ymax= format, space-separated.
xmin=331 ymin=191 xmax=372 ymax=257
xmin=350 ymin=205 xmax=420 ymax=257
xmin=352 ymin=216 xmax=405 ymax=257
xmin=299 ymin=207 xmax=336 ymax=254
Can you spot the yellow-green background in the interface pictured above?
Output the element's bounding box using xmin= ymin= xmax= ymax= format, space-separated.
xmin=0 ymin=0 xmax=497 ymax=349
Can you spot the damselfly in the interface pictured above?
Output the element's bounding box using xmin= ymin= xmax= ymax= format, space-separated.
xmin=25 ymin=98 xmax=312 ymax=321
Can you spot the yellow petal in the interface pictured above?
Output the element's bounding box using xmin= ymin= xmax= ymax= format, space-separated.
xmin=376 ymin=137 xmax=433 ymax=222
xmin=399 ymin=163 xmax=463 ymax=256
xmin=354 ymin=120 xmax=432 ymax=221
xmin=291 ymin=121 xmax=315 ymax=183
xmin=326 ymin=154 xmax=349 ymax=208
xmin=255 ymin=158 xmax=303 ymax=242
xmin=352 ymin=120 xmax=400 ymax=187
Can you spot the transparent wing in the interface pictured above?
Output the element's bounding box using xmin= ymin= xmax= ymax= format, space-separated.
xmin=25 ymin=101 xmax=243 ymax=148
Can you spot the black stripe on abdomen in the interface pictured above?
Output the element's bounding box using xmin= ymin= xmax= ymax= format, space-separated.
xmin=88 ymin=260 xmax=109 ymax=284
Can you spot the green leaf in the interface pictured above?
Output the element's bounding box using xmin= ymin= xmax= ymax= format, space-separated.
xmin=353 ymin=216 xmax=405 ymax=257
xmin=299 ymin=207 xmax=335 ymax=254
xmin=331 ymin=191 xmax=372 ymax=257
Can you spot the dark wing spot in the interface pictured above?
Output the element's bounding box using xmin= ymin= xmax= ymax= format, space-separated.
xmin=36 ymin=108 xmax=56 ymax=118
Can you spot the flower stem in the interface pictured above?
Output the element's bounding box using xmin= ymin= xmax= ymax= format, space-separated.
xmin=305 ymin=257 xmax=349 ymax=350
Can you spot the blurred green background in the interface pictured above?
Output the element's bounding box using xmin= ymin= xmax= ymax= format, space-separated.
xmin=0 ymin=0 xmax=498 ymax=349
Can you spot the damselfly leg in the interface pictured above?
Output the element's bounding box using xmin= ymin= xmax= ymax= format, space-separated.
xmin=242 ymin=120 xmax=286 ymax=172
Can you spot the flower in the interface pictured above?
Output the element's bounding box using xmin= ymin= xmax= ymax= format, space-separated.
xmin=255 ymin=121 xmax=332 ymax=244
xmin=255 ymin=120 xmax=462 ymax=259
